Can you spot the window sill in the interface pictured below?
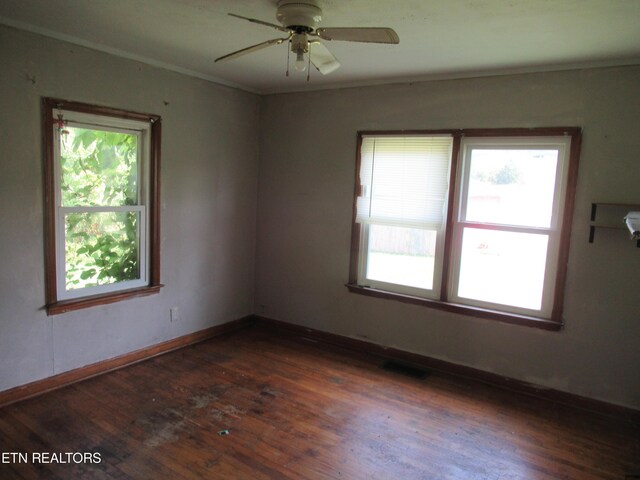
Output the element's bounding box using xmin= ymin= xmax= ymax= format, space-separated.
xmin=346 ymin=284 xmax=562 ymax=331
xmin=46 ymin=284 xmax=163 ymax=316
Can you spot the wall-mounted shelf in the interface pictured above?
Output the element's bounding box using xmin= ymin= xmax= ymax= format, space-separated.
xmin=589 ymin=203 xmax=640 ymax=248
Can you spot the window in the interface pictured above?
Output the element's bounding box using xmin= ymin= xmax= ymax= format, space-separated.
xmin=43 ymin=99 xmax=162 ymax=314
xmin=348 ymin=129 xmax=581 ymax=329
xmin=355 ymin=135 xmax=452 ymax=298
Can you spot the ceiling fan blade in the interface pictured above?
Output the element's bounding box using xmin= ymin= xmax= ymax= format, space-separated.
xmin=315 ymin=27 xmax=399 ymax=44
xmin=228 ymin=13 xmax=289 ymax=33
xmin=215 ymin=37 xmax=288 ymax=63
xmin=309 ymin=41 xmax=340 ymax=75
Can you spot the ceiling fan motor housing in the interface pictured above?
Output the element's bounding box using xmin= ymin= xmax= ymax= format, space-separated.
xmin=276 ymin=0 xmax=322 ymax=31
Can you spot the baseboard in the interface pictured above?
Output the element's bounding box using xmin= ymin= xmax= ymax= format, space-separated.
xmin=0 ymin=315 xmax=255 ymax=408
xmin=254 ymin=315 xmax=640 ymax=424
xmin=4 ymin=313 xmax=637 ymax=423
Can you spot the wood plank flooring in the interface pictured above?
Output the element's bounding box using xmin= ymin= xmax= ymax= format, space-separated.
xmin=0 ymin=324 xmax=638 ymax=479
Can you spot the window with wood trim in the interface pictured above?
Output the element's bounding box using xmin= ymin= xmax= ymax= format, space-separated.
xmin=43 ymin=98 xmax=162 ymax=315
xmin=348 ymin=128 xmax=581 ymax=329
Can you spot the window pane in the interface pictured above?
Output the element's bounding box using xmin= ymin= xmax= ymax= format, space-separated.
xmin=366 ymin=224 xmax=436 ymax=290
xmin=465 ymin=149 xmax=558 ymax=228
xmin=60 ymin=126 xmax=138 ymax=207
xmin=457 ymin=228 xmax=548 ymax=310
xmin=65 ymin=211 xmax=140 ymax=290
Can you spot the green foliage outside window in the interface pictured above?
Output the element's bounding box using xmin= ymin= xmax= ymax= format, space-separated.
xmin=60 ymin=127 xmax=140 ymax=290
xmin=471 ymin=160 xmax=521 ymax=185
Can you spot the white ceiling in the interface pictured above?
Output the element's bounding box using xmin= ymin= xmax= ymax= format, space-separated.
xmin=1 ymin=0 xmax=639 ymax=94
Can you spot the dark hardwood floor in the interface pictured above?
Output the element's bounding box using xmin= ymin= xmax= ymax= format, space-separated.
xmin=0 ymin=324 xmax=638 ymax=479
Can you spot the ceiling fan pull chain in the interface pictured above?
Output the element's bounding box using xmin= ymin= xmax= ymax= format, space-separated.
xmin=306 ymin=45 xmax=311 ymax=82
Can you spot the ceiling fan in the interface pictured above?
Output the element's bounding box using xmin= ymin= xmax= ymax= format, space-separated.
xmin=215 ymin=0 xmax=399 ymax=79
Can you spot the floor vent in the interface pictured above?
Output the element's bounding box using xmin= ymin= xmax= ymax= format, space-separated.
xmin=381 ymin=360 xmax=430 ymax=380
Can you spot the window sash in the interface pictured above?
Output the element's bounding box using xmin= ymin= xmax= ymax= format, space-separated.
xmin=457 ymin=141 xmax=568 ymax=230
xmin=53 ymin=117 xmax=147 ymax=210
xmin=447 ymin=226 xmax=556 ymax=316
xmin=357 ymin=222 xmax=446 ymax=299
xmin=57 ymin=207 xmax=148 ymax=300
xmin=356 ymin=135 xmax=453 ymax=229
xmin=61 ymin=123 xmax=143 ymax=208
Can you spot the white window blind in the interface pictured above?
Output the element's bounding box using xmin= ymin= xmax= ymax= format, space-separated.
xmin=356 ymin=135 xmax=453 ymax=229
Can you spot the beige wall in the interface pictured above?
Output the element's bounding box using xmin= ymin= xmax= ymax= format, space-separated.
xmin=0 ymin=26 xmax=259 ymax=391
xmin=256 ymin=67 xmax=640 ymax=409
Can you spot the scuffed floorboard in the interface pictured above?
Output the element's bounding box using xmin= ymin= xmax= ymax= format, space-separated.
xmin=0 ymin=325 xmax=638 ymax=479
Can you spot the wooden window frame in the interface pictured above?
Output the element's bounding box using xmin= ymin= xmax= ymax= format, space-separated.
xmin=347 ymin=128 xmax=582 ymax=331
xmin=43 ymin=98 xmax=163 ymax=315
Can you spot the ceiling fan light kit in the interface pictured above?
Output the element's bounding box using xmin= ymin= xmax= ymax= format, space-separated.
xmin=290 ymin=33 xmax=310 ymax=72
xmin=215 ymin=0 xmax=399 ymax=81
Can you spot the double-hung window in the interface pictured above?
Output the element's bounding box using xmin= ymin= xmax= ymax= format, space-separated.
xmin=43 ymin=99 xmax=162 ymax=314
xmin=355 ymin=135 xmax=453 ymax=299
xmin=349 ymin=128 xmax=581 ymax=329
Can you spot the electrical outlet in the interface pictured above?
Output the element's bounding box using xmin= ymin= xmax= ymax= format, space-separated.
xmin=170 ymin=307 xmax=179 ymax=322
